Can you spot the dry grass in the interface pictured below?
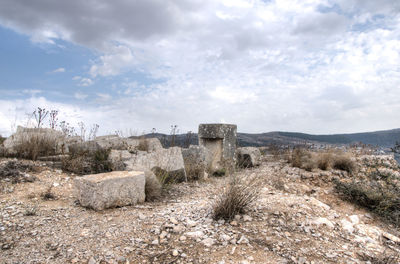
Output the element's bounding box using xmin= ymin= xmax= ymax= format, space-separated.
xmin=212 ymin=174 xmax=261 ymax=220
xmin=144 ymin=171 xmax=162 ymax=202
xmin=332 ymin=154 xmax=357 ymax=174
xmin=61 ymin=144 xmax=112 ymax=175
xmin=288 ymin=148 xmax=356 ymax=173
xmin=14 ymin=134 xmax=57 ymax=160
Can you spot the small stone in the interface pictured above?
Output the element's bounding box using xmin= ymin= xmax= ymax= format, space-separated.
xmin=349 ymin=215 xmax=359 ymax=225
xmin=88 ymin=257 xmax=96 ymax=264
xmin=179 ymin=235 xmax=187 ymax=241
xmin=201 ymin=237 xmax=215 ymax=247
xmin=151 ymin=239 xmax=159 ymax=245
xmin=230 ymin=221 xmax=238 ymax=226
xmin=243 ymin=215 xmax=252 ymax=222
xmin=170 ymin=217 xmax=179 ymax=225
xmin=172 ymin=249 xmax=179 ymax=256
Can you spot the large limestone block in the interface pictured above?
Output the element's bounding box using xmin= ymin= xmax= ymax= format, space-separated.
xmin=236 ymin=147 xmax=262 ymax=168
xmin=95 ymin=136 xmax=163 ymax=152
xmin=182 ymin=145 xmax=212 ymax=180
xmin=74 ymin=171 xmax=145 ymax=211
xmin=109 ymin=147 xmax=187 ymax=182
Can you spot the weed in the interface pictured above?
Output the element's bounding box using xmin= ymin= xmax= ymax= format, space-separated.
xmin=41 ymin=186 xmax=56 ymax=200
xmin=23 ymin=205 xmax=38 ymax=216
xmin=212 ymin=174 xmax=261 ymax=220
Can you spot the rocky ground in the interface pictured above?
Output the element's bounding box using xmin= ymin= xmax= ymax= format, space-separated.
xmin=1 ymin=155 xmax=400 ymax=264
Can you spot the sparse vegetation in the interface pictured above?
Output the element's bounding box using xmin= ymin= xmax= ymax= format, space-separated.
xmin=288 ymin=148 xmax=356 ymax=173
xmin=0 ymin=135 xmax=5 ymax=145
xmin=61 ymin=145 xmax=112 ymax=175
xmin=41 ymin=186 xmax=57 ymax=201
xmin=0 ymin=160 xmax=36 ymax=184
xmin=334 ymin=157 xmax=400 ymax=226
xmin=332 ymin=154 xmax=356 ymax=174
xmin=212 ymin=174 xmax=261 ymax=220
xmin=13 ymin=134 xmax=58 ymax=160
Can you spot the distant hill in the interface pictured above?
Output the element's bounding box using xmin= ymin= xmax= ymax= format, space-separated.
xmin=141 ymin=128 xmax=400 ymax=148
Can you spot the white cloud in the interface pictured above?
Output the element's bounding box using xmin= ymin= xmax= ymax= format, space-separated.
xmin=72 ymin=76 xmax=94 ymax=87
xmin=52 ymin=67 xmax=65 ymax=73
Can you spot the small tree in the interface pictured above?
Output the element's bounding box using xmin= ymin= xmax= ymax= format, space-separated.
xmin=169 ymin=125 xmax=179 ymax=147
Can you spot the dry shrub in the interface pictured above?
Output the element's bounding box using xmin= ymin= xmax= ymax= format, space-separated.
xmin=334 ymin=178 xmax=400 ymax=226
xmin=316 ymin=152 xmax=333 ymax=170
xmin=332 ymin=154 xmax=356 ymax=174
xmin=62 ymin=144 xmax=112 ymax=175
xmin=14 ymin=134 xmax=57 ymax=160
xmin=212 ymin=174 xmax=261 ymax=220
xmin=137 ymin=136 xmax=149 ymax=152
xmin=145 ymin=171 xmax=162 ymax=201
xmin=288 ymin=148 xmax=316 ymax=171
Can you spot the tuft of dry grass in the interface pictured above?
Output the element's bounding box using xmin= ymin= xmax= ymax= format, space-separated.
xmin=41 ymin=186 xmax=57 ymax=201
xmin=145 ymin=171 xmax=162 ymax=202
xmin=212 ymin=174 xmax=261 ymax=220
xmin=316 ymin=152 xmax=333 ymax=170
xmin=332 ymin=154 xmax=357 ymax=174
xmin=14 ymin=134 xmax=57 ymax=160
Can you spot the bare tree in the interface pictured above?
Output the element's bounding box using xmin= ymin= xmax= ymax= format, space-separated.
xmin=33 ymin=107 xmax=49 ymax=128
xmin=49 ymin=110 xmax=59 ymax=129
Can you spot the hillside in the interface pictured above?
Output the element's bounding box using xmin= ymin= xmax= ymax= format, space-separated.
xmin=144 ymin=128 xmax=400 ymax=148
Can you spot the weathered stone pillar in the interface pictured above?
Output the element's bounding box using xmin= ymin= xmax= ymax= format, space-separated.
xmin=198 ymin=124 xmax=237 ymax=173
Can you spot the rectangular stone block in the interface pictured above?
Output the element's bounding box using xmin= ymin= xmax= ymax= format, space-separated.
xmin=74 ymin=171 xmax=145 ymax=211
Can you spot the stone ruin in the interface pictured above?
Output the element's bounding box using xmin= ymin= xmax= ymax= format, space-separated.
xmin=198 ymin=123 xmax=237 ymax=172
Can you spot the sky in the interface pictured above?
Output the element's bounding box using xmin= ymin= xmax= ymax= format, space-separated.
xmin=0 ymin=0 xmax=400 ymax=136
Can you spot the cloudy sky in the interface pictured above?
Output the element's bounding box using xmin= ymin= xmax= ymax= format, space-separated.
xmin=0 ymin=0 xmax=399 ymax=136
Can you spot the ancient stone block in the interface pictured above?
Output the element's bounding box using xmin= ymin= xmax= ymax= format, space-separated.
xmin=74 ymin=171 xmax=145 ymax=210
xmin=198 ymin=124 xmax=237 ymax=172
xmin=182 ymin=145 xmax=212 ymax=180
xmin=108 ymin=147 xmax=187 ymax=182
xmin=236 ymin=147 xmax=261 ymax=168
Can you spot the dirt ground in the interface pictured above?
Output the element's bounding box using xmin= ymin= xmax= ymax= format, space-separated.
xmin=1 ymin=155 xmax=400 ymax=264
